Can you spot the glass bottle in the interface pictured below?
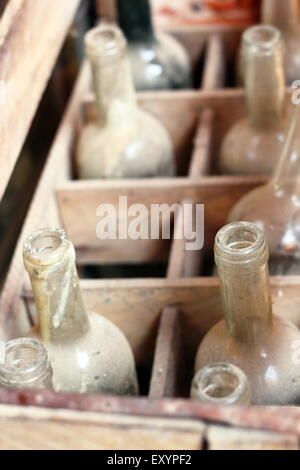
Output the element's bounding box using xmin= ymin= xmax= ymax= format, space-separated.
xmin=190 ymin=363 xmax=251 ymax=406
xmin=220 ymin=25 xmax=287 ymax=175
xmin=195 ymin=222 xmax=300 ymax=406
xmin=76 ymin=24 xmax=175 ymax=179
xmin=228 ymin=104 xmax=300 ymax=276
xmin=262 ymin=0 xmax=300 ymax=85
xmin=0 ymin=338 xmax=53 ymax=390
xmin=23 ymin=227 xmax=139 ymax=395
xmin=117 ymin=0 xmax=192 ymax=91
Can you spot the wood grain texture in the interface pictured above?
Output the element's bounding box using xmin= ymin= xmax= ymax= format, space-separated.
xmin=207 ymin=426 xmax=298 ymax=451
xmin=0 ymin=0 xmax=80 ymax=200
xmin=0 ymin=405 xmax=205 ymax=450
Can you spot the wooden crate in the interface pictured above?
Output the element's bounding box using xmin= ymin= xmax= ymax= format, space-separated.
xmin=0 ymin=0 xmax=300 ymax=450
xmin=1 ymin=14 xmax=300 ymax=450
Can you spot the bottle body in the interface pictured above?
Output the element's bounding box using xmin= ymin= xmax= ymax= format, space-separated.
xmin=220 ymin=118 xmax=287 ymax=175
xmin=220 ymin=25 xmax=286 ymax=175
xmin=23 ymin=228 xmax=139 ymax=395
xmin=30 ymin=312 xmax=138 ymax=395
xmin=0 ymin=338 xmax=53 ymax=390
xmin=228 ymin=103 xmax=300 ymax=279
xmin=196 ymin=222 xmax=300 ymax=405
xmin=77 ymin=24 xmax=175 ymax=179
xmin=195 ymin=316 xmax=300 ymax=405
xmin=117 ymin=0 xmax=192 ymax=91
xmin=191 ymin=363 xmax=251 ymax=406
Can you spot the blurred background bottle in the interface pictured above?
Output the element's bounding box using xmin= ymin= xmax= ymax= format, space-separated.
xmin=77 ymin=23 xmax=175 ymax=179
xmin=262 ymin=0 xmax=300 ymax=85
xmin=220 ymin=25 xmax=287 ymax=175
xmin=117 ymin=0 xmax=192 ymax=90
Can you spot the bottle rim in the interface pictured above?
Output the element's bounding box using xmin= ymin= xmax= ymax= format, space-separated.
xmin=84 ymin=23 xmax=127 ymax=63
xmin=0 ymin=338 xmax=50 ymax=385
xmin=242 ymin=24 xmax=283 ymax=56
xmin=23 ymin=227 xmax=71 ymax=267
xmin=191 ymin=363 xmax=250 ymax=405
xmin=214 ymin=221 xmax=269 ymax=267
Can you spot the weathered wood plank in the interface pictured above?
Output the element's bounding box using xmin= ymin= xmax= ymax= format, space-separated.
xmin=0 ymin=0 xmax=80 ymax=200
xmin=0 ymin=405 xmax=205 ymax=450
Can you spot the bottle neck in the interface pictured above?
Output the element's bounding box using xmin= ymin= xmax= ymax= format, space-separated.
xmin=243 ymin=26 xmax=285 ymax=128
xmin=215 ymin=223 xmax=273 ymax=345
xmin=0 ymin=339 xmax=53 ymax=389
xmin=191 ymin=363 xmax=251 ymax=406
xmin=262 ymin=0 xmax=299 ymax=32
xmin=23 ymin=228 xmax=90 ymax=345
xmin=85 ymin=25 xmax=138 ymax=129
xmin=117 ymin=0 xmax=155 ymax=43
xmin=272 ymin=104 xmax=300 ymax=186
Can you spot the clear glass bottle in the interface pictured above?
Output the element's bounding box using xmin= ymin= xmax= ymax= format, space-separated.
xmin=220 ymin=25 xmax=287 ymax=175
xmin=0 ymin=338 xmax=53 ymax=390
xmin=228 ymin=104 xmax=300 ymax=276
xmin=23 ymin=227 xmax=139 ymax=395
xmin=77 ymin=24 xmax=175 ymax=179
xmin=262 ymin=0 xmax=300 ymax=85
xmin=117 ymin=0 xmax=192 ymax=91
xmin=190 ymin=363 xmax=251 ymax=406
xmin=195 ymin=222 xmax=300 ymax=406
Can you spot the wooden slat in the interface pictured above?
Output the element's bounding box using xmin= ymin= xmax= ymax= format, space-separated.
xmin=189 ymin=108 xmax=214 ymax=178
xmin=207 ymin=426 xmax=298 ymax=451
xmin=201 ymin=34 xmax=225 ymax=90
xmin=56 ymin=175 xmax=266 ymax=265
xmin=0 ymin=0 xmax=80 ymax=201
xmin=0 ymin=405 xmax=205 ymax=450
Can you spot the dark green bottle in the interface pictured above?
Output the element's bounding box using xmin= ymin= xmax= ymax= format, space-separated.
xmin=117 ymin=0 xmax=192 ymax=90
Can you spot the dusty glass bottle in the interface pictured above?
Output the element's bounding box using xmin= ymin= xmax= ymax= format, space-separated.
xmin=0 ymin=338 xmax=53 ymax=390
xmin=77 ymin=24 xmax=175 ymax=179
xmin=190 ymin=363 xmax=251 ymax=406
xmin=117 ymin=0 xmax=192 ymax=91
xmin=220 ymin=25 xmax=287 ymax=175
xmin=23 ymin=227 xmax=139 ymax=395
xmin=229 ymin=103 xmax=300 ymax=276
xmin=196 ymin=222 xmax=300 ymax=406
xmin=262 ymin=0 xmax=300 ymax=84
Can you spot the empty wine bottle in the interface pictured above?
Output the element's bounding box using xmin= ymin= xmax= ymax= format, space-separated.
xmin=191 ymin=363 xmax=251 ymax=406
xmin=262 ymin=0 xmax=300 ymax=85
xmin=77 ymin=24 xmax=175 ymax=179
xmin=117 ymin=0 xmax=192 ymax=91
xmin=220 ymin=25 xmax=287 ymax=175
xmin=0 ymin=338 xmax=53 ymax=390
xmin=23 ymin=227 xmax=139 ymax=395
xmin=196 ymin=222 xmax=300 ymax=405
xmin=228 ymin=103 xmax=300 ymax=276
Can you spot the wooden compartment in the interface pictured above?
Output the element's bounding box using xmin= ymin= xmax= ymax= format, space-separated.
xmin=0 ymin=57 xmax=300 ymax=449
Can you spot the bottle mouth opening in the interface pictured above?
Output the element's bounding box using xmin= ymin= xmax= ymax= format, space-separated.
xmin=0 ymin=339 xmax=48 ymax=383
xmin=215 ymin=222 xmax=268 ymax=266
xmin=85 ymin=24 xmax=126 ymax=62
xmin=192 ymin=363 xmax=248 ymax=404
xmin=243 ymin=25 xmax=282 ymax=55
xmin=23 ymin=227 xmax=70 ymax=267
